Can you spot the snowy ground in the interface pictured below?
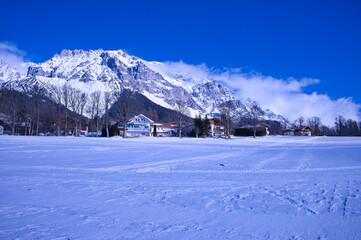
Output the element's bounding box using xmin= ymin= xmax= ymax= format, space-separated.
xmin=0 ymin=135 xmax=361 ymax=239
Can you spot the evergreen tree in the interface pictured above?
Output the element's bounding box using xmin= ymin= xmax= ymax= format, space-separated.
xmin=201 ymin=115 xmax=211 ymax=136
xmin=153 ymin=125 xmax=157 ymax=137
xmin=193 ymin=115 xmax=202 ymax=138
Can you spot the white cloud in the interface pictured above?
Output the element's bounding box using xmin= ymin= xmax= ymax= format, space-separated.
xmin=147 ymin=60 xmax=210 ymax=81
xmin=157 ymin=61 xmax=360 ymax=126
xmin=0 ymin=42 xmax=28 ymax=75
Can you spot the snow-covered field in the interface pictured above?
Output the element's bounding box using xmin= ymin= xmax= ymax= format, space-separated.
xmin=0 ymin=135 xmax=361 ymax=239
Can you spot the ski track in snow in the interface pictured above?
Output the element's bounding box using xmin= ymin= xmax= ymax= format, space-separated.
xmin=0 ymin=135 xmax=361 ymax=239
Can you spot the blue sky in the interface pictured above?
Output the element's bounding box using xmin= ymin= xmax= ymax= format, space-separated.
xmin=1 ymin=0 xmax=360 ymax=123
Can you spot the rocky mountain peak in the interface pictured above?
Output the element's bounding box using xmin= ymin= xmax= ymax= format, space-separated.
xmin=0 ymin=59 xmax=21 ymax=82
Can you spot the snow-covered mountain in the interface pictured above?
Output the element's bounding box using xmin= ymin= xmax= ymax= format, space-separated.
xmin=0 ymin=59 xmax=22 ymax=83
xmin=0 ymin=49 xmax=285 ymax=121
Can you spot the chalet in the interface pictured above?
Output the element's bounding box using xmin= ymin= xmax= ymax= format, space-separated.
xmin=118 ymin=114 xmax=154 ymax=137
xmin=209 ymin=117 xmax=225 ymax=137
xmin=282 ymin=129 xmax=294 ymax=136
xmin=151 ymin=122 xmax=178 ymax=137
xmin=257 ymin=123 xmax=270 ymax=135
xmin=294 ymin=126 xmax=312 ymax=136
xmin=282 ymin=126 xmax=312 ymax=136
xmin=54 ymin=118 xmax=89 ymax=136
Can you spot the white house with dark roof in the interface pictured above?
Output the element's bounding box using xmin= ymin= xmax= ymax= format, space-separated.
xmin=118 ymin=114 xmax=154 ymax=137
xmin=209 ymin=117 xmax=225 ymax=137
xmin=283 ymin=126 xmax=312 ymax=136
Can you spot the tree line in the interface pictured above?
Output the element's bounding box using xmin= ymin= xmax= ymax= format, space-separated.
xmin=1 ymin=87 xmax=360 ymax=137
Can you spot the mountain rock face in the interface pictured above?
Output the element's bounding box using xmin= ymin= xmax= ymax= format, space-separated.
xmin=0 ymin=49 xmax=285 ymax=122
xmin=0 ymin=59 xmax=21 ymax=83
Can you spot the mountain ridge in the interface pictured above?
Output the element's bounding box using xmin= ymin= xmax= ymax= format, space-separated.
xmin=0 ymin=49 xmax=286 ymax=122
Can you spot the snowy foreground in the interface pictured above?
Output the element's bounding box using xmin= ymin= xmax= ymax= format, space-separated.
xmin=0 ymin=136 xmax=361 ymax=239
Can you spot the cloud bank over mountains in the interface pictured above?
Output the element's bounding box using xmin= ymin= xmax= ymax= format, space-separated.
xmin=0 ymin=42 xmax=28 ymax=75
xmin=156 ymin=61 xmax=360 ymax=125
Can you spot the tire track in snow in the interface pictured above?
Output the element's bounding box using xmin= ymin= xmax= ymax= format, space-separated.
xmin=135 ymin=152 xmax=246 ymax=172
xmin=28 ymin=164 xmax=361 ymax=174
xmin=253 ymin=149 xmax=290 ymax=171
xmin=137 ymin=165 xmax=361 ymax=174
xmin=99 ymin=152 xmax=236 ymax=172
xmin=297 ymin=148 xmax=314 ymax=170
xmin=28 ymin=152 xmax=239 ymax=173
xmin=343 ymin=181 xmax=350 ymax=217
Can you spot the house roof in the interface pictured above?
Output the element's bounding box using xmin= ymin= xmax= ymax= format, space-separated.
xmin=209 ymin=117 xmax=223 ymax=126
xmin=283 ymin=126 xmax=312 ymax=132
xmin=294 ymin=126 xmax=312 ymax=132
xmin=129 ymin=114 xmax=154 ymax=123
xmin=153 ymin=122 xmax=177 ymax=127
xmin=257 ymin=123 xmax=270 ymax=128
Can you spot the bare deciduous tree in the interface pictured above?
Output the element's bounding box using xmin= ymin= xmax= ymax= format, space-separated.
xmin=9 ymin=92 xmax=20 ymax=135
xmin=62 ymin=85 xmax=70 ymax=136
xmin=68 ymin=88 xmax=88 ymax=137
xmin=175 ymin=99 xmax=189 ymax=138
xmin=335 ymin=115 xmax=346 ymax=136
xmin=103 ymin=91 xmax=114 ymax=138
xmin=69 ymin=88 xmax=82 ymax=136
xmin=307 ymin=116 xmax=322 ymax=136
xmin=220 ymin=101 xmax=233 ymax=139
xmin=50 ymin=85 xmax=64 ymax=136
xmin=293 ymin=116 xmax=305 ymax=128
xmin=34 ymin=97 xmax=41 ymax=136
xmin=112 ymin=90 xmax=137 ymax=138
xmin=251 ymin=105 xmax=262 ymax=138
xmin=88 ymin=91 xmax=102 ymax=137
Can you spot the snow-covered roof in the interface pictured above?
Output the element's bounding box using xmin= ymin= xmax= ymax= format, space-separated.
xmin=153 ymin=123 xmax=177 ymax=128
xmin=129 ymin=114 xmax=154 ymax=123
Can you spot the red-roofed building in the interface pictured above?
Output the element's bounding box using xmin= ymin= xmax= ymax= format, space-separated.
xmin=54 ymin=118 xmax=89 ymax=136
xmin=257 ymin=123 xmax=270 ymax=135
xmin=209 ymin=117 xmax=225 ymax=137
xmin=282 ymin=126 xmax=312 ymax=136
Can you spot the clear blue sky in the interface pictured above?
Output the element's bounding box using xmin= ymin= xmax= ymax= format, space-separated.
xmin=1 ymin=0 xmax=361 ymax=103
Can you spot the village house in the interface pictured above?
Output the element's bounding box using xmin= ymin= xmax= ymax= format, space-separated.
xmin=282 ymin=126 xmax=312 ymax=136
xmin=209 ymin=117 xmax=225 ymax=137
xmin=151 ymin=122 xmax=178 ymax=137
xmin=118 ymin=114 xmax=154 ymax=137
xmin=282 ymin=129 xmax=294 ymax=136
xmin=54 ymin=118 xmax=89 ymax=136
xmin=257 ymin=123 xmax=270 ymax=135
xmin=0 ymin=125 xmax=3 ymax=135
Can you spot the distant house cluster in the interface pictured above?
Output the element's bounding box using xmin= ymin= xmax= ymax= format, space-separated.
xmin=0 ymin=110 xmax=314 ymax=138
xmin=118 ymin=114 xmax=225 ymax=138
xmin=282 ymin=126 xmax=312 ymax=136
xmin=54 ymin=118 xmax=89 ymax=136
